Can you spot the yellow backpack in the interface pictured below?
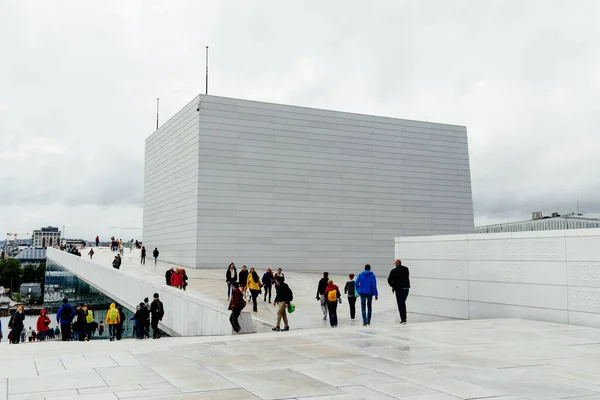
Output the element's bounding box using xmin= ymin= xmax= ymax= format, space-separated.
xmin=327 ymin=289 xmax=337 ymax=302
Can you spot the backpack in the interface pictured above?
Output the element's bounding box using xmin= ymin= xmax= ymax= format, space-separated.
xmin=327 ymin=290 xmax=337 ymax=302
xmin=61 ymin=305 xmax=73 ymax=321
xmin=108 ymin=308 xmax=119 ymax=323
xmin=155 ymin=300 xmax=164 ymax=320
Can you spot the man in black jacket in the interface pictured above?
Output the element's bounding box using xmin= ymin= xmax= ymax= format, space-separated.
xmin=388 ymin=259 xmax=410 ymax=324
xmin=272 ymin=276 xmax=292 ymax=331
xmin=238 ymin=266 xmax=249 ymax=298
xmin=316 ymin=272 xmax=329 ymax=321
xmin=150 ymin=293 xmax=165 ymax=339
xmin=165 ymin=267 xmax=174 ymax=286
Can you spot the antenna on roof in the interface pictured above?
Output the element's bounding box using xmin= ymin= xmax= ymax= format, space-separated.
xmin=156 ymin=98 xmax=160 ymax=130
xmin=577 ymin=198 xmax=580 ymax=215
xmin=205 ymin=46 xmax=209 ymax=95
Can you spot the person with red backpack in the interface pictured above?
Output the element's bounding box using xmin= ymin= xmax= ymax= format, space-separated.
xmin=228 ymin=282 xmax=245 ymax=334
xmin=324 ymin=280 xmax=341 ymax=328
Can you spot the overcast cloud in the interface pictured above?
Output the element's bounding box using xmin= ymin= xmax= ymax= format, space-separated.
xmin=1 ymin=0 xmax=600 ymax=240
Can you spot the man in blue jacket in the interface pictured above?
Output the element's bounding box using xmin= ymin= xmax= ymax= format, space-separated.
xmin=56 ymin=298 xmax=75 ymax=341
xmin=355 ymin=264 xmax=378 ymax=326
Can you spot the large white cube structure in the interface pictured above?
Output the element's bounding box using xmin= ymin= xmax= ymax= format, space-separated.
xmin=143 ymin=95 xmax=474 ymax=271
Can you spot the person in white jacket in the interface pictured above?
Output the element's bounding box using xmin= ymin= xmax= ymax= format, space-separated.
xmin=26 ymin=327 xmax=33 ymax=342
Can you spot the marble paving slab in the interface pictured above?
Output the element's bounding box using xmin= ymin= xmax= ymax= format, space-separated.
xmin=2 ymin=319 xmax=600 ymax=399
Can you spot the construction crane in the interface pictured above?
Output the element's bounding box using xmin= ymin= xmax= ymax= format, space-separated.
xmin=109 ymin=227 xmax=141 ymax=230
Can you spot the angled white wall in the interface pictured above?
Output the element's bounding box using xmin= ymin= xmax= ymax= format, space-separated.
xmin=143 ymin=96 xmax=201 ymax=269
xmin=395 ymin=228 xmax=600 ymax=328
xmin=144 ymin=95 xmax=474 ymax=271
xmin=46 ymin=248 xmax=253 ymax=336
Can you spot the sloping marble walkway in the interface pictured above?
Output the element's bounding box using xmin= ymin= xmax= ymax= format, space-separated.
xmin=3 ymin=319 xmax=600 ymax=399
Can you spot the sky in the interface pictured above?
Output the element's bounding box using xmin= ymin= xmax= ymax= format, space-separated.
xmin=1 ymin=0 xmax=600 ymax=241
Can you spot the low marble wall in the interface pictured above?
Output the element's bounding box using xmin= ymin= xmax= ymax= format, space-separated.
xmin=47 ymin=248 xmax=253 ymax=336
xmin=395 ymin=228 xmax=600 ymax=328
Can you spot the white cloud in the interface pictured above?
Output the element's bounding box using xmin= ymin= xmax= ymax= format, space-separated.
xmin=1 ymin=0 xmax=600 ymax=239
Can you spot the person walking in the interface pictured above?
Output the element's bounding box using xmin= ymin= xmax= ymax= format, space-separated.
xmin=95 ymin=236 xmax=100 ymax=247
xmin=117 ymin=306 xmax=126 ymax=340
xmin=165 ymin=267 xmax=174 ymax=286
xmin=228 ymin=282 xmax=245 ymax=333
xmin=355 ymin=264 xmax=379 ymax=326
xmin=74 ymin=305 xmax=88 ymax=341
xmin=344 ymin=273 xmax=358 ymax=320
xmin=143 ymin=297 xmax=151 ymax=338
xmin=262 ymin=268 xmax=273 ymax=303
xmin=8 ymin=305 xmax=25 ymax=344
xmin=56 ymin=298 xmax=75 ymax=341
xmin=153 ymin=248 xmax=159 ymax=265
xmin=181 ymin=269 xmax=188 ymax=291
xmin=272 ymin=276 xmax=293 ymax=332
xmin=226 ymin=263 xmax=237 ymax=300
xmin=150 ymin=293 xmax=165 ymax=339
xmin=247 ymin=267 xmax=262 ymax=312
xmin=388 ymin=259 xmax=410 ymax=324
xmin=98 ymin=321 xmax=105 ymax=337
xmin=105 ymin=303 xmax=120 ymax=341
xmin=26 ymin=326 xmax=33 ymax=342
xmin=86 ymin=305 xmax=95 ymax=340
xmin=130 ymin=239 xmax=134 ymax=252
xmin=238 ymin=266 xmax=249 ymax=299
xmin=36 ymin=309 xmax=51 ymax=341
xmin=88 ymin=248 xmax=94 ymax=259
xmin=170 ymin=268 xmax=182 ymax=289
xmin=316 ymin=272 xmax=329 ymax=321
xmin=324 ymin=280 xmax=341 ymax=328
xmin=134 ymin=302 xmax=149 ymax=339
xmin=140 ymin=246 xmax=146 ymax=265
xmin=275 ymin=268 xmax=285 ymax=282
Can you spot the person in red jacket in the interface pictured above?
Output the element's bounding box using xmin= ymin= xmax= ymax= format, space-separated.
xmin=170 ymin=268 xmax=182 ymax=288
xmin=36 ymin=309 xmax=51 ymax=341
xmin=228 ymin=282 xmax=245 ymax=334
xmin=324 ymin=280 xmax=341 ymax=328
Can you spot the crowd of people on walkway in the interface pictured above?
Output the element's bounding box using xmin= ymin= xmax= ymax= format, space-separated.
xmin=224 ymin=259 xmax=410 ymax=334
xmin=164 ymin=267 xmax=188 ymax=290
xmin=1 ymin=294 xmax=166 ymax=344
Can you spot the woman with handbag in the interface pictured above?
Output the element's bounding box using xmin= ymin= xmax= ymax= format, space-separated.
xmin=8 ymin=305 xmax=25 ymax=344
xmin=247 ymin=267 xmax=262 ymax=312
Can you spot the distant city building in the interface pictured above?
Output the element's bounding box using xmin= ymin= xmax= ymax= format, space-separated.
xmin=20 ymin=282 xmax=42 ymax=297
xmin=61 ymin=238 xmax=86 ymax=248
xmin=15 ymin=248 xmax=47 ymax=265
xmin=33 ymin=226 xmax=61 ymax=249
xmin=476 ymin=213 xmax=600 ymax=233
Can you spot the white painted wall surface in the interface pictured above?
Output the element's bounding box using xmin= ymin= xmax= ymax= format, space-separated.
xmin=395 ymin=229 xmax=600 ymax=328
xmin=144 ymin=94 xmax=475 ymax=271
xmin=47 ymin=248 xmax=253 ymax=336
xmin=143 ymin=96 xmax=201 ymax=269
